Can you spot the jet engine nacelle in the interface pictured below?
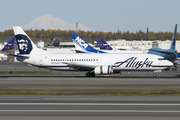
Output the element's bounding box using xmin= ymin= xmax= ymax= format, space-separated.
xmin=94 ymin=65 xmax=113 ymax=74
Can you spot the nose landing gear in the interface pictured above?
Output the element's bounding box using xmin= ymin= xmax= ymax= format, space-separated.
xmin=153 ymin=73 xmax=157 ymax=77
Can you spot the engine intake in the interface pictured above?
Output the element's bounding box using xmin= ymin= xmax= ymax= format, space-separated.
xmin=94 ymin=65 xmax=113 ymax=74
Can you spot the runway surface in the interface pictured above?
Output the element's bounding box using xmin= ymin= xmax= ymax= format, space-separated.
xmin=0 ymin=62 xmax=180 ymax=119
xmin=0 ymin=77 xmax=180 ymax=119
xmin=0 ymin=96 xmax=180 ymax=120
xmin=0 ymin=77 xmax=180 ymax=92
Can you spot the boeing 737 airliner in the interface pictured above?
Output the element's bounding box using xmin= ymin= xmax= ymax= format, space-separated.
xmin=11 ymin=26 xmax=173 ymax=77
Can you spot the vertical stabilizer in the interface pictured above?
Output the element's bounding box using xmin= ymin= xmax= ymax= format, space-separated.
xmin=170 ymin=24 xmax=177 ymax=50
xmin=100 ymin=38 xmax=113 ymax=50
xmin=95 ymin=38 xmax=102 ymax=47
xmin=71 ymin=34 xmax=106 ymax=53
xmin=1 ymin=37 xmax=15 ymax=51
xmin=13 ymin=26 xmax=49 ymax=55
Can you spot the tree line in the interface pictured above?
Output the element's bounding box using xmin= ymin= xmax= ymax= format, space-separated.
xmin=0 ymin=29 xmax=179 ymax=43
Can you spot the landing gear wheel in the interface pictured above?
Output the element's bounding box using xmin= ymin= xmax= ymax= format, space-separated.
xmin=153 ymin=73 xmax=157 ymax=77
xmin=86 ymin=72 xmax=95 ymax=77
xmin=120 ymin=72 xmax=122 ymax=75
xmin=172 ymin=68 xmax=177 ymax=71
xmin=90 ymin=72 xmax=95 ymax=77
xmin=86 ymin=72 xmax=90 ymax=77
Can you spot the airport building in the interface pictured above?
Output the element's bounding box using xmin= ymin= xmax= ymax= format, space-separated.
xmin=106 ymin=39 xmax=180 ymax=52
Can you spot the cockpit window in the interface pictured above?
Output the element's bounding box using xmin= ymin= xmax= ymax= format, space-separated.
xmin=158 ymin=58 xmax=166 ymax=60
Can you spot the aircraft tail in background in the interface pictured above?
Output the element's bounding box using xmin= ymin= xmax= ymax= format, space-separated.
xmin=71 ymin=34 xmax=106 ymax=53
xmin=170 ymin=24 xmax=177 ymax=50
xmin=147 ymin=24 xmax=177 ymax=62
xmin=1 ymin=37 xmax=16 ymax=51
xmin=95 ymin=38 xmax=113 ymax=50
xmin=94 ymin=38 xmax=101 ymax=47
xmin=100 ymin=38 xmax=113 ymax=50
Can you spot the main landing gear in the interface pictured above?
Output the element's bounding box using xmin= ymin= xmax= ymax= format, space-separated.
xmin=86 ymin=71 xmax=95 ymax=77
xmin=172 ymin=63 xmax=177 ymax=71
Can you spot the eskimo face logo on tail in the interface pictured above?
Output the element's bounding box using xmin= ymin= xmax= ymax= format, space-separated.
xmin=15 ymin=35 xmax=32 ymax=54
xmin=18 ymin=39 xmax=28 ymax=51
xmin=74 ymin=36 xmax=88 ymax=49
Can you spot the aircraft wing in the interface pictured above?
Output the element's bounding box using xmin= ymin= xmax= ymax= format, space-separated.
xmin=62 ymin=62 xmax=95 ymax=71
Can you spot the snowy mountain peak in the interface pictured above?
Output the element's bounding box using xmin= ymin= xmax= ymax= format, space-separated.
xmin=21 ymin=14 xmax=92 ymax=31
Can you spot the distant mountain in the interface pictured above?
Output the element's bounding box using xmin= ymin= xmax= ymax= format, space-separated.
xmin=21 ymin=14 xmax=92 ymax=31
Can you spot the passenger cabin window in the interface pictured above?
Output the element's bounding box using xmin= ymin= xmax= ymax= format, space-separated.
xmin=54 ymin=58 xmax=99 ymax=62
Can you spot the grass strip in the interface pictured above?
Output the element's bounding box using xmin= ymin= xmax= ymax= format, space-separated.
xmin=0 ymin=90 xmax=180 ymax=96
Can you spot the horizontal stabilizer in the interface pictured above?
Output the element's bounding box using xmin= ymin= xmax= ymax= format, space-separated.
xmin=149 ymin=49 xmax=173 ymax=54
xmin=75 ymin=50 xmax=87 ymax=53
xmin=8 ymin=54 xmax=29 ymax=58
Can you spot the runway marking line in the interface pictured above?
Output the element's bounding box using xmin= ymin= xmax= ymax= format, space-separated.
xmin=0 ymin=110 xmax=180 ymax=113
xmin=0 ymin=103 xmax=180 ymax=106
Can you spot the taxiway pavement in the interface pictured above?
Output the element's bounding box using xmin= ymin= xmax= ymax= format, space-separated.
xmin=0 ymin=96 xmax=180 ymax=120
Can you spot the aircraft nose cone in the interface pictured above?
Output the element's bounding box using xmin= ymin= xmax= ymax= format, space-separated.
xmin=167 ymin=60 xmax=173 ymax=67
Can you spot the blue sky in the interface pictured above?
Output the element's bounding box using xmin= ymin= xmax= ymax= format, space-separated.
xmin=0 ymin=0 xmax=179 ymax=32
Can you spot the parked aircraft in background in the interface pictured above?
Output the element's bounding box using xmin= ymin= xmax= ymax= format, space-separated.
xmin=0 ymin=37 xmax=16 ymax=61
xmin=10 ymin=26 xmax=173 ymax=77
xmin=71 ymin=34 xmax=106 ymax=53
xmin=1 ymin=37 xmax=16 ymax=51
xmin=0 ymin=37 xmax=15 ymax=51
xmin=0 ymin=53 xmax=8 ymax=61
xmin=148 ymin=24 xmax=178 ymax=63
xmin=71 ymin=34 xmax=147 ymax=54
xmin=94 ymin=38 xmax=113 ymax=50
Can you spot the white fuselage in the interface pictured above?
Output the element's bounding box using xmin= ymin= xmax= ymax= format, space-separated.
xmin=17 ymin=53 xmax=173 ymax=71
